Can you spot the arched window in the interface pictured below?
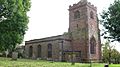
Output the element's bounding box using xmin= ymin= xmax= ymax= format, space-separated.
xmin=90 ymin=36 xmax=96 ymax=54
xmin=29 ymin=46 xmax=33 ymax=57
xmin=48 ymin=43 xmax=52 ymax=58
xmin=37 ymin=45 xmax=41 ymax=58
xmin=74 ymin=10 xmax=80 ymax=19
xmin=90 ymin=11 xmax=94 ymax=19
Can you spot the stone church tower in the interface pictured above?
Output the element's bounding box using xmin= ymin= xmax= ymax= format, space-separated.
xmin=24 ymin=0 xmax=101 ymax=62
xmin=68 ymin=0 xmax=101 ymax=61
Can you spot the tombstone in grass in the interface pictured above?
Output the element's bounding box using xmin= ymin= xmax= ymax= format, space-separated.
xmin=5 ymin=49 xmax=9 ymax=58
xmin=71 ymin=54 xmax=76 ymax=65
xmin=12 ymin=52 xmax=18 ymax=60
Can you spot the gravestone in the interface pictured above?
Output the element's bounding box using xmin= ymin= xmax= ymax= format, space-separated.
xmin=5 ymin=49 xmax=9 ymax=58
xmin=12 ymin=52 xmax=18 ymax=60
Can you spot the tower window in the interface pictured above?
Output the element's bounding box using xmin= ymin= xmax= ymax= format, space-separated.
xmin=74 ymin=10 xmax=80 ymax=19
xmin=90 ymin=11 xmax=94 ymax=19
xmin=90 ymin=36 xmax=96 ymax=54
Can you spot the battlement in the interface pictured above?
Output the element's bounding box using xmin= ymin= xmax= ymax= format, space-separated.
xmin=87 ymin=2 xmax=97 ymax=10
xmin=69 ymin=0 xmax=97 ymax=11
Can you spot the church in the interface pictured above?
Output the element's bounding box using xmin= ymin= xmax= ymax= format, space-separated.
xmin=25 ymin=0 xmax=101 ymax=62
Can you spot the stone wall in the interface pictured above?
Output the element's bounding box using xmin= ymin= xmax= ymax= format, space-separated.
xmin=25 ymin=35 xmax=71 ymax=61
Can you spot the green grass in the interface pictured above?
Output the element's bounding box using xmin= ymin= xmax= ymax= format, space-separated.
xmin=0 ymin=57 xmax=120 ymax=67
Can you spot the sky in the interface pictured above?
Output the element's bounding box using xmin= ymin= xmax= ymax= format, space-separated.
xmin=24 ymin=0 xmax=120 ymax=51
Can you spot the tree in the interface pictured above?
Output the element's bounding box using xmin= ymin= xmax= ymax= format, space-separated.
xmin=101 ymin=0 xmax=120 ymax=42
xmin=102 ymin=41 xmax=120 ymax=64
xmin=102 ymin=41 xmax=112 ymax=64
xmin=111 ymin=49 xmax=120 ymax=64
xmin=0 ymin=0 xmax=31 ymax=51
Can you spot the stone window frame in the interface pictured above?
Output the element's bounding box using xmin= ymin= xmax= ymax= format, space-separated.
xmin=74 ymin=10 xmax=80 ymax=19
xmin=90 ymin=11 xmax=94 ymax=19
xmin=37 ymin=45 xmax=41 ymax=58
xmin=77 ymin=24 xmax=79 ymax=29
xmin=29 ymin=46 xmax=33 ymax=57
xmin=48 ymin=43 xmax=52 ymax=58
xmin=90 ymin=36 xmax=96 ymax=54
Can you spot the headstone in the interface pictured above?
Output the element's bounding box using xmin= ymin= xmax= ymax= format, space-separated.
xmin=12 ymin=52 xmax=18 ymax=60
xmin=71 ymin=54 xmax=76 ymax=65
xmin=5 ymin=49 xmax=9 ymax=58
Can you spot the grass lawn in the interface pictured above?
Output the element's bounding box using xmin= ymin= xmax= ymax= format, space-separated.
xmin=0 ymin=57 xmax=120 ymax=67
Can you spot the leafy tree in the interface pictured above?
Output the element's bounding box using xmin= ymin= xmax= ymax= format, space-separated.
xmin=102 ymin=41 xmax=111 ymax=63
xmin=0 ymin=0 xmax=31 ymax=51
xmin=101 ymin=0 xmax=120 ymax=42
xmin=111 ymin=49 xmax=120 ymax=64
xmin=102 ymin=41 xmax=120 ymax=64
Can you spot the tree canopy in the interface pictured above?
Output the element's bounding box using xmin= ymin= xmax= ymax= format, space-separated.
xmin=102 ymin=41 xmax=120 ymax=64
xmin=0 ymin=0 xmax=31 ymax=51
xmin=101 ymin=0 xmax=120 ymax=42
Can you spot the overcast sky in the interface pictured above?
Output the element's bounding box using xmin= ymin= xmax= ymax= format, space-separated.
xmin=26 ymin=0 xmax=114 ymax=40
xmin=24 ymin=0 xmax=120 ymax=51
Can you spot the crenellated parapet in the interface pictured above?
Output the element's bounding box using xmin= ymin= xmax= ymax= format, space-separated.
xmin=87 ymin=2 xmax=97 ymax=11
xmin=69 ymin=0 xmax=97 ymax=11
